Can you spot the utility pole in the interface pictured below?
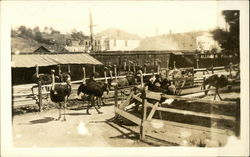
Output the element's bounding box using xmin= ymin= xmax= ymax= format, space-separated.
xmin=89 ymin=8 xmax=96 ymax=52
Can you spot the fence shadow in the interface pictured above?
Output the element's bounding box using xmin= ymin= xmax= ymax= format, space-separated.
xmin=64 ymin=112 xmax=89 ymax=116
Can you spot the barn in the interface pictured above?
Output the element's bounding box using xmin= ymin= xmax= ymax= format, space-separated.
xmin=11 ymin=52 xmax=103 ymax=85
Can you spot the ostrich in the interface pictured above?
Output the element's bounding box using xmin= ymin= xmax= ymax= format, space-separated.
xmin=50 ymin=70 xmax=71 ymax=121
xmin=77 ymin=73 xmax=110 ymax=114
xmin=203 ymin=74 xmax=234 ymax=100
xmin=58 ymin=64 xmax=71 ymax=83
xmin=31 ymin=65 xmax=59 ymax=99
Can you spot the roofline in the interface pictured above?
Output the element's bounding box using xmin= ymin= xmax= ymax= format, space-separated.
xmin=12 ymin=50 xmax=199 ymax=55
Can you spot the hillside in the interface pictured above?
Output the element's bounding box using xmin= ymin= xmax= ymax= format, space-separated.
xmin=11 ymin=37 xmax=41 ymax=53
xmin=95 ymin=28 xmax=141 ymax=40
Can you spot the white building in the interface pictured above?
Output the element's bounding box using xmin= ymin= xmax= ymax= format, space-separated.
xmin=94 ymin=28 xmax=141 ymax=51
xmin=196 ymin=33 xmax=221 ymax=53
xmin=103 ymin=38 xmax=140 ymax=51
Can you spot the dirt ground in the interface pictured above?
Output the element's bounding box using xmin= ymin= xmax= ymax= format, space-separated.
xmin=13 ymin=103 xmax=156 ymax=147
xmin=12 ymin=86 xmax=240 ymax=148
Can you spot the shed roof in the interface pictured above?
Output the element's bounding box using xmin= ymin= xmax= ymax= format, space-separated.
xmin=12 ymin=53 xmax=103 ymax=68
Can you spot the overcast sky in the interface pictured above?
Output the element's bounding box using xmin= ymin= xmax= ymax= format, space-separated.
xmin=5 ymin=1 xmax=230 ymax=37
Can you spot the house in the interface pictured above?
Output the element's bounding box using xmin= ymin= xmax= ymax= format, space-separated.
xmin=196 ymin=32 xmax=221 ymax=53
xmin=62 ymin=45 xmax=86 ymax=52
xmin=33 ymin=45 xmax=55 ymax=53
xmin=64 ymin=37 xmax=86 ymax=52
xmin=93 ymin=28 xmax=141 ymax=51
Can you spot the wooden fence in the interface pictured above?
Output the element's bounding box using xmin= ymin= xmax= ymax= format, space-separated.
xmin=12 ymin=62 xmax=240 ymax=112
xmin=114 ymin=86 xmax=240 ymax=143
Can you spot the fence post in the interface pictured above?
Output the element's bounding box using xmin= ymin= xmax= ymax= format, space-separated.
xmin=143 ymin=65 xmax=147 ymax=74
xmin=114 ymin=65 xmax=117 ymax=81
xmin=140 ymin=88 xmax=147 ymax=140
xmin=196 ymin=58 xmax=199 ymax=69
xmin=235 ymin=100 xmax=240 ymax=137
xmin=229 ymin=62 xmax=233 ymax=76
xmin=203 ymin=71 xmax=206 ymax=90
xmin=140 ymin=70 xmax=144 ymax=87
xmin=211 ymin=65 xmax=214 ymax=74
xmin=128 ymin=61 xmax=131 ymax=72
xmin=124 ymin=61 xmax=126 ymax=71
xmin=157 ymin=64 xmax=160 ymax=75
xmin=173 ymin=61 xmax=176 ymax=69
xmin=93 ymin=65 xmax=96 ymax=74
xmin=82 ymin=67 xmax=86 ymax=84
xmin=191 ymin=67 xmax=194 ymax=86
xmin=114 ymin=85 xmax=118 ymax=108
xmin=38 ymin=81 xmax=42 ymax=112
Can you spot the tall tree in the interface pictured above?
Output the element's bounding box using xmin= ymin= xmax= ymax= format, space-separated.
xmin=211 ymin=10 xmax=239 ymax=58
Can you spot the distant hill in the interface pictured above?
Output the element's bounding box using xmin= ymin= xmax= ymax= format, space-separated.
xmin=11 ymin=37 xmax=41 ymax=53
xmin=11 ymin=37 xmax=65 ymax=53
xmin=95 ymin=28 xmax=141 ymax=40
xmin=135 ymin=31 xmax=207 ymax=51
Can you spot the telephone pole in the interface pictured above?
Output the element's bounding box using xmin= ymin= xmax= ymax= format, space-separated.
xmin=88 ymin=9 xmax=96 ymax=52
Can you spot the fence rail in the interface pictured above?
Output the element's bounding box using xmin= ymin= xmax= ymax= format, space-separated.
xmin=114 ymin=86 xmax=239 ymax=143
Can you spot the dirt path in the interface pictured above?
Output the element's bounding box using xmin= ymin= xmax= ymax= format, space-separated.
xmin=13 ymin=104 xmax=154 ymax=147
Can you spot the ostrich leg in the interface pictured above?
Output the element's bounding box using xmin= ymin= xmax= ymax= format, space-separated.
xmin=97 ymin=97 xmax=101 ymax=109
xmin=56 ymin=103 xmax=62 ymax=120
xmin=213 ymin=88 xmax=218 ymax=100
xmin=62 ymin=97 xmax=67 ymax=121
xmin=205 ymin=85 xmax=211 ymax=96
xmin=86 ymin=99 xmax=91 ymax=115
xmin=92 ymin=96 xmax=102 ymax=114
xmin=216 ymin=88 xmax=223 ymax=100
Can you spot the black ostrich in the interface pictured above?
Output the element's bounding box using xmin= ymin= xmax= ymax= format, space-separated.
xmin=77 ymin=73 xmax=110 ymax=114
xmin=50 ymin=70 xmax=71 ymax=121
xmin=31 ymin=65 xmax=59 ymax=96
xmin=58 ymin=64 xmax=71 ymax=83
xmin=203 ymin=74 xmax=234 ymax=100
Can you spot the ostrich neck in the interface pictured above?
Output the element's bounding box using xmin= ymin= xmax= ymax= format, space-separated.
xmin=52 ymin=74 xmax=55 ymax=90
xmin=110 ymin=71 xmax=113 ymax=79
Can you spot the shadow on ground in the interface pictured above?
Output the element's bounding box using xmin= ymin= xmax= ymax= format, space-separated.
xmin=29 ymin=117 xmax=55 ymax=124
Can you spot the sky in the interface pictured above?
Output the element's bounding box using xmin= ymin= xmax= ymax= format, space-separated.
xmin=5 ymin=1 xmax=228 ymax=37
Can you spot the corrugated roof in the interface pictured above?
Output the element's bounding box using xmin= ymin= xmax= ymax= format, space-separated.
xmin=12 ymin=53 xmax=103 ymax=68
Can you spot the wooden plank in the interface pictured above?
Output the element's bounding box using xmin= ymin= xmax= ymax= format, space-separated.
xmin=162 ymin=94 xmax=237 ymax=106
xmin=119 ymin=90 xmax=134 ymax=109
xmin=146 ymin=102 xmax=159 ymax=121
xmin=13 ymin=93 xmax=35 ymax=97
xmin=147 ymin=104 xmax=236 ymax=121
xmin=194 ymin=66 xmax=225 ymax=72
xmin=140 ymin=90 xmax=147 ymax=140
xmin=13 ymin=97 xmax=36 ymax=102
xmin=114 ymin=107 xmax=141 ymax=125
xmin=133 ymin=95 xmax=142 ymax=103
xmin=180 ymin=89 xmax=215 ymax=96
xmin=38 ymin=81 xmax=42 ymax=112
xmin=114 ymin=86 xmax=118 ymax=107
xmin=144 ymin=119 xmax=234 ymax=135
xmin=146 ymin=92 xmax=161 ymax=101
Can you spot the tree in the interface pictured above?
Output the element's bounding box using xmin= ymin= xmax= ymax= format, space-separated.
xmin=211 ymin=10 xmax=239 ymax=57
xmin=71 ymin=30 xmax=85 ymax=41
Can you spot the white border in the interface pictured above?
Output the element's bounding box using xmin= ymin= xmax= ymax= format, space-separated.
xmin=1 ymin=1 xmax=249 ymax=156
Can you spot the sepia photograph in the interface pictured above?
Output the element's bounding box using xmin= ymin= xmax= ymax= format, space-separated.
xmin=1 ymin=0 xmax=249 ymax=156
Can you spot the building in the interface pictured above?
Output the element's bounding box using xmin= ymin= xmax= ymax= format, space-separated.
xmin=33 ymin=45 xmax=55 ymax=53
xmin=92 ymin=28 xmax=141 ymax=51
xmin=196 ymin=32 xmax=221 ymax=53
